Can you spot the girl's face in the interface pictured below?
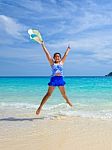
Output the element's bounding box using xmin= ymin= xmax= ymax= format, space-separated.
xmin=54 ymin=54 xmax=61 ymax=63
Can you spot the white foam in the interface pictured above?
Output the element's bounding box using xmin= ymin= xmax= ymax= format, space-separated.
xmin=1 ymin=102 xmax=112 ymax=120
xmin=0 ymin=102 xmax=37 ymax=109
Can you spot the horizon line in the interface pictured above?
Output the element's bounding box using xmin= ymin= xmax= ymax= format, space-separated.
xmin=0 ymin=75 xmax=107 ymax=78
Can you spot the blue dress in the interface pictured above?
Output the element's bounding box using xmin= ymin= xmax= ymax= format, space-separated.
xmin=48 ymin=61 xmax=66 ymax=86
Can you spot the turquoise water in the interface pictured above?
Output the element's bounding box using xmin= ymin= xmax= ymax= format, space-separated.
xmin=0 ymin=76 xmax=112 ymax=119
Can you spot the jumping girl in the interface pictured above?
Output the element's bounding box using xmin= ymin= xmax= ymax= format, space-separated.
xmin=36 ymin=41 xmax=73 ymax=115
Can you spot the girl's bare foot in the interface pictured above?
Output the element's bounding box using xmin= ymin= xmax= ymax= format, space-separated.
xmin=66 ymin=100 xmax=73 ymax=107
xmin=36 ymin=107 xmax=41 ymax=115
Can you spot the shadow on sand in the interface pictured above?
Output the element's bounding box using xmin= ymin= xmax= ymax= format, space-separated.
xmin=0 ymin=117 xmax=46 ymax=122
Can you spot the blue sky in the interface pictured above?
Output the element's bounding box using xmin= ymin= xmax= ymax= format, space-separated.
xmin=0 ymin=0 xmax=112 ymax=76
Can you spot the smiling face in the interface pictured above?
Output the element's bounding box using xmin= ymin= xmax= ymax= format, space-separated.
xmin=53 ymin=53 xmax=61 ymax=63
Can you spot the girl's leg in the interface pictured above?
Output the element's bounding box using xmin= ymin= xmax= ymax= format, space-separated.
xmin=36 ymin=86 xmax=55 ymax=115
xmin=58 ymin=86 xmax=73 ymax=107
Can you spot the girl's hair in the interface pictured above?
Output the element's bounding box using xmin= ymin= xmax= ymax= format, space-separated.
xmin=53 ymin=52 xmax=61 ymax=58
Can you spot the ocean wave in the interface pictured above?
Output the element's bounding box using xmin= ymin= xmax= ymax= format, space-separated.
xmin=1 ymin=102 xmax=112 ymax=119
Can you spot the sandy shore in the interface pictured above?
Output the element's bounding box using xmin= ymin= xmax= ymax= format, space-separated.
xmin=0 ymin=111 xmax=112 ymax=150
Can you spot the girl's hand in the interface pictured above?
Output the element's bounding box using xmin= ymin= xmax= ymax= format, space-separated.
xmin=41 ymin=40 xmax=44 ymax=44
xmin=41 ymin=41 xmax=46 ymax=47
xmin=68 ymin=44 xmax=71 ymax=50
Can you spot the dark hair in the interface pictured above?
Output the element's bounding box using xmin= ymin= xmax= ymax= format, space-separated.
xmin=53 ymin=53 xmax=61 ymax=58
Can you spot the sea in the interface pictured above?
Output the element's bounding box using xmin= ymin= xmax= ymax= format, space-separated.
xmin=0 ymin=76 xmax=112 ymax=119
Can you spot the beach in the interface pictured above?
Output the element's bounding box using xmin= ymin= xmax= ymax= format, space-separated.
xmin=0 ymin=109 xmax=112 ymax=150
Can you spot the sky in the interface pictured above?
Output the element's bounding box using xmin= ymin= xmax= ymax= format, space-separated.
xmin=0 ymin=0 xmax=112 ymax=76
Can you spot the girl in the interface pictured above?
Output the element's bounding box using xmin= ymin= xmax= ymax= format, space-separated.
xmin=36 ymin=41 xmax=73 ymax=115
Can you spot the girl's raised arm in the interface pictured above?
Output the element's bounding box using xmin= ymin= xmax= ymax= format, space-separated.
xmin=61 ymin=45 xmax=71 ymax=64
xmin=41 ymin=41 xmax=53 ymax=65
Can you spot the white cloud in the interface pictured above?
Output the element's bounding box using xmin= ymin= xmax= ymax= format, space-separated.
xmin=63 ymin=1 xmax=112 ymax=35
xmin=0 ymin=15 xmax=27 ymax=40
xmin=47 ymin=28 xmax=112 ymax=64
xmin=23 ymin=0 xmax=112 ymax=40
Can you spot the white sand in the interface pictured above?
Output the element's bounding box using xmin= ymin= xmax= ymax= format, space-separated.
xmin=0 ymin=111 xmax=112 ymax=150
